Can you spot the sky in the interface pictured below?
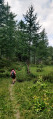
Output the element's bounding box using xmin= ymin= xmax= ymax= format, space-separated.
xmin=5 ymin=0 xmax=53 ymax=46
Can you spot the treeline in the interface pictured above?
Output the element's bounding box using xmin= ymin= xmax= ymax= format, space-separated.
xmin=0 ymin=0 xmax=53 ymax=64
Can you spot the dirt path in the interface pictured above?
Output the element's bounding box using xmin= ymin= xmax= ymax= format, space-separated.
xmin=9 ymin=84 xmax=20 ymax=119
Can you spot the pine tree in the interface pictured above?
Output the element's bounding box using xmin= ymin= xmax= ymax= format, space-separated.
xmin=37 ymin=29 xmax=48 ymax=63
xmin=24 ymin=5 xmax=40 ymax=63
xmin=16 ymin=20 xmax=28 ymax=61
xmin=0 ymin=1 xmax=16 ymax=59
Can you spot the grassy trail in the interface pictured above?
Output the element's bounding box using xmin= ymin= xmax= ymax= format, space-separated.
xmin=0 ymin=79 xmax=20 ymax=119
xmin=9 ymin=83 xmax=20 ymax=119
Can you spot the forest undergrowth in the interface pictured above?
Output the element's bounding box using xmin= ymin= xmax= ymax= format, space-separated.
xmin=0 ymin=61 xmax=53 ymax=119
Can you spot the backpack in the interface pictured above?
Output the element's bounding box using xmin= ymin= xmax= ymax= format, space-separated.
xmin=11 ymin=71 xmax=15 ymax=77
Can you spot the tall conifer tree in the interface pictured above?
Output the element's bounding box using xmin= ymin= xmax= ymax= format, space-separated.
xmin=24 ymin=5 xmax=40 ymax=63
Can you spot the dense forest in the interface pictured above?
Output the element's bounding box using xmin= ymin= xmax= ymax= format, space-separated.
xmin=0 ymin=0 xmax=53 ymax=64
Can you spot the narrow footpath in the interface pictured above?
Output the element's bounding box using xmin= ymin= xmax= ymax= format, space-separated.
xmin=9 ymin=84 xmax=20 ymax=119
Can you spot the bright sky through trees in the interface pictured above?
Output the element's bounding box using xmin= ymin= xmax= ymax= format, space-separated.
xmin=5 ymin=0 xmax=53 ymax=46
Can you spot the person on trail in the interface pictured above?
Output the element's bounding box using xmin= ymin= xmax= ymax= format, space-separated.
xmin=11 ymin=69 xmax=16 ymax=84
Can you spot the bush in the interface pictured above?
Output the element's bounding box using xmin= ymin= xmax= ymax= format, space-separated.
xmin=5 ymin=72 xmax=10 ymax=78
xmin=8 ymin=63 xmax=22 ymax=71
xmin=43 ymin=72 xmax=53 ymax=83
xmin=16 ymin=73 xmax=25 ymax=82
xmin=36 ymin=68 xmax=43 ymax=72
xmin=16 ymin=73 xmax=31 ymax=82
xmin=29 ymin=73 xmax=37 ymax=78
xmin=17 ymin=78 xmax=24 ymax=82
xmin=0 ymin=59 xmax=11 ymax=68
xmin=33 ymin=78 xmax=38 ymax=83
xmin=33 ymin=96 xmax=45 ymax=112
xmin=0 ymin=72 xmax=10 ymax=78
xmin=0 ymin=69 xmax=5 ymax=73
xmin=0 ymin=73 xmax=5 ymax=78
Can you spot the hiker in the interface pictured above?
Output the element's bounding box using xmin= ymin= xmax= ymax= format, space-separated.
xmin=11 ymin=69 xmax=16 ymax=84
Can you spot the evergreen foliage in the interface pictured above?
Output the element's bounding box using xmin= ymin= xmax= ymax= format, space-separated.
xmin=0 ymin=2 xmax=53 ymax=64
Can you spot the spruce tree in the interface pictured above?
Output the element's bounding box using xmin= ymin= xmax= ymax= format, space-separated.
xmin=16 ymin=20 xmax=28 ymax=61
xmin=37 ymin=29 xmax=48 ymax=63
xmin=24 ymin=5 xmax=40 ymax=63
xmin=0 ymin=1 xmax=16 ymax=59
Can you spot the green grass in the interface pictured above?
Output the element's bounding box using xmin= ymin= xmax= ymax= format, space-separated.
xmin=13 ymin=80 xmax=53 ymax=119
xmin=30 ymin=65 xmax=53 ymax=76
xmin=0 ymin=79 xmax=15 ymax=119
xmin=0 ymin=63 xmax=53 ymax=119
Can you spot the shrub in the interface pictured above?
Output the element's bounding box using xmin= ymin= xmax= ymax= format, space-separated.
xmin=29 ymin=73 xmax=37 ymax=78
xmin=0 ymin=69 xmax=5 ymax=73
xmin=16 ymin=73 xmax=25 ymax=82
xmin=36 ymin=68 xmax=43 ymax=72
xmin=33 ymin=96 xmax=45 ymax=112
xmin=17 ymin=78 xmax=24 ymax=82
xmin=0 ymin=72 xmax=10 ymax=78
xmin=43 ymin=72 xmax=53 ymax=83
xmin=30 ymin=84 xmax=37 ymax=91
xmin=5 ymin=72 xmax=10 ymax=78
xmin=40 ymin=83 xmax=47 ymax=90
xmin=0 ymin=59 xmax=11 ymax=68
xmin=33 ymin=78 xmax=38 ymax=83
xmin=0 ymin=73 xmax=5 ymax=78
